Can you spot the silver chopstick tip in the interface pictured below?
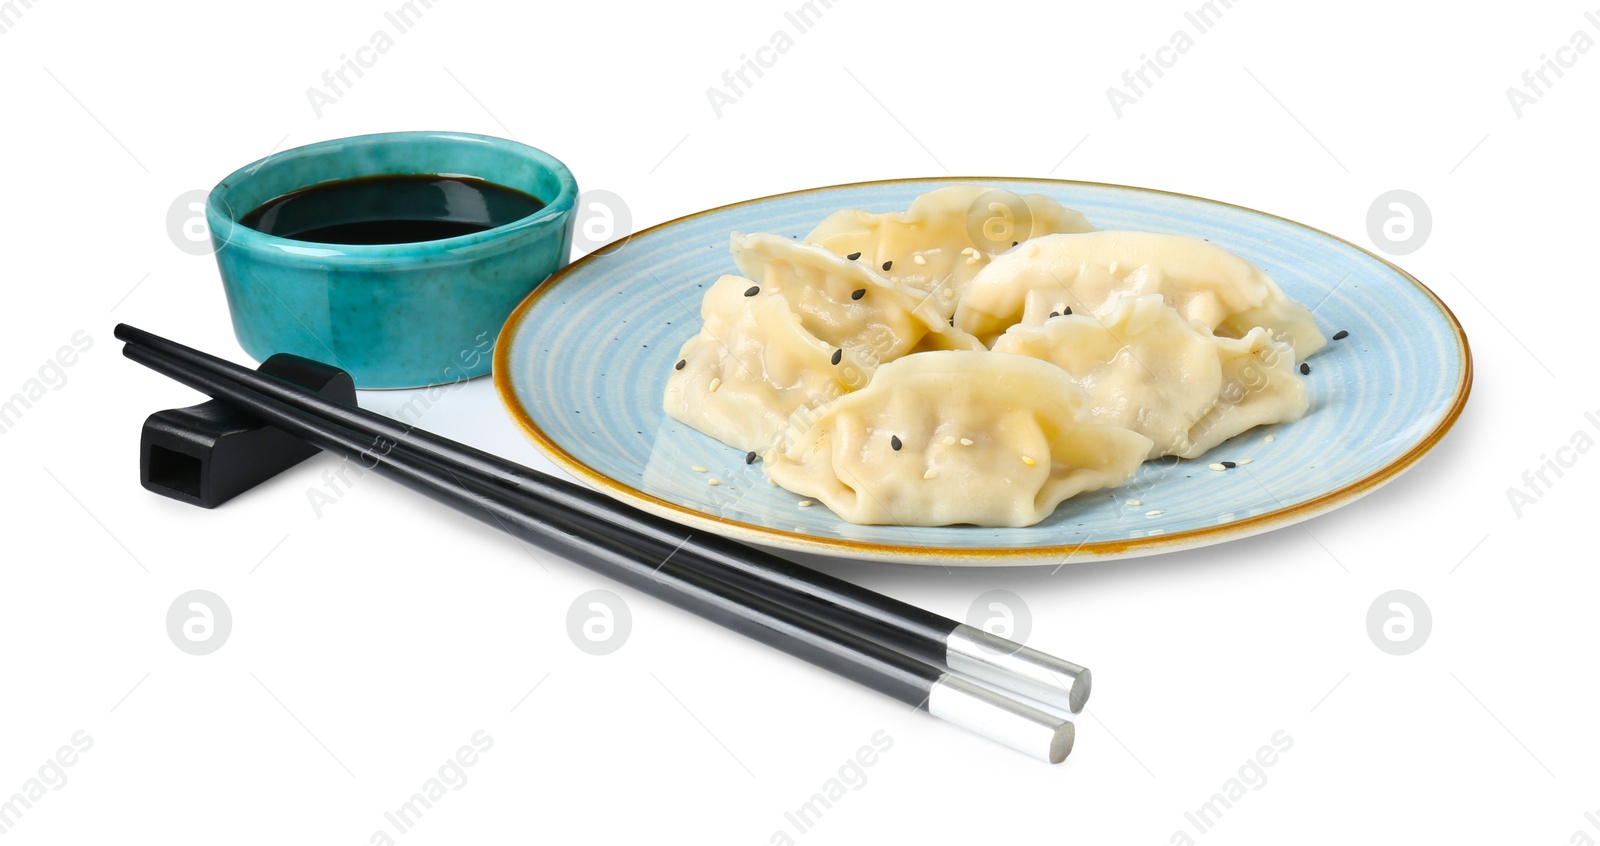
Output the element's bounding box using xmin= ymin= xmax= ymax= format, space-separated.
xmin=1070 ymin=667 xmax=1092 ymax=714
xmin=946 ymin=624 xmax=1092 ymax=714
xmin=929 ymin=674 xmax=1075 ymax=764
xmin=1051 ymin=718 xmax=1075 ymax=764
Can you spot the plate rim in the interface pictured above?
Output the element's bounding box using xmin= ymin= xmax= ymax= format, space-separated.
xmin=493 ymin=176 xmax=1474 ymax=564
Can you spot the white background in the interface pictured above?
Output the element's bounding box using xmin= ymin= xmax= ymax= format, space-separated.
xmin=2 ymin=0 xmax=1597 ymax=843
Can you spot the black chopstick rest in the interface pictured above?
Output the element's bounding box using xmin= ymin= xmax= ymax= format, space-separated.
xmin=139 ymin=353 xmax=357 ymax=508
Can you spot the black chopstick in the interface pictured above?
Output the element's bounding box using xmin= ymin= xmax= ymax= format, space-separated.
xmin=118 ymin=332 xmax=1076 ymax=763
xmin=114 ymin=323 xmax=1092 ymax=715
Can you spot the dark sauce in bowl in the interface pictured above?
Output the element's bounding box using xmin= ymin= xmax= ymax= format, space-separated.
xmin=240 ymin=175 xmax=546 ymax=245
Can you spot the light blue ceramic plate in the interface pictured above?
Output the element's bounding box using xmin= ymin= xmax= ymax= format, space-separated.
xmin=494 ymin=179 xmax=1472 ymax=566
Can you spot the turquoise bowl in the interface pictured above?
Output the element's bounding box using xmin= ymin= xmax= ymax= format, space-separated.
xmin=207 ymin=131 xmax=577 ymax=388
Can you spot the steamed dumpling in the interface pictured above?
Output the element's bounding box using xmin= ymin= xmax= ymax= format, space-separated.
xmin=803 ymin=186 xmax=1096 ymax=318
xmin=666 ymin=235 xmax=981 ymax=454
xmin=763 ymin=351 xmax=1153 ymax=527
xmin=729 ymin=232 xmax=981 ymax=357
xmin=955 ymin=231 xmax=1326 ymax=359
xmin=664 ymin=275 xmax=854 ymax=453
xmin=991 ymin=295 xmax=1309 ymax=459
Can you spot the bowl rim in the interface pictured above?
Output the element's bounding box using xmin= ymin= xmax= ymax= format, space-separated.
xmin=206 ymin=130 xmax=578 ymax=263
xmin=493 ymin=176 xmax=1474 ymax=564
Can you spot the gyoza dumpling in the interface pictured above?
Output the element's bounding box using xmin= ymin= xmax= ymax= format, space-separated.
xmin=991 ymin=295 xmax=1309 ymax=459
xmin=763 ymin=351 xmax=1153 ymax=527
xmin=955 ymin=231 xmax=1327 ymax=359
xmin=729 ymin=232 xmax=981 ymax=359
xmin=666 ymin=233 xmax=983 ymax=455
xmin=664 ymin=274 xmax=856 ymax=454
xmin=803 ymin=186 xmax=1096 ymax=319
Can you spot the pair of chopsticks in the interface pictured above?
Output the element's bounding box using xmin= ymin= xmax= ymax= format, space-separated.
xmin=116 ymin=324 xmax=1090 ymax=763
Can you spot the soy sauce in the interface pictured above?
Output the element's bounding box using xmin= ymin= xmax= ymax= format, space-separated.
xmin=240 ymin=175 xmax=545 ymax=245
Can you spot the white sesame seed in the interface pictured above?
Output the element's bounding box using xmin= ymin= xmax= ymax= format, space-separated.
xmin=943 ymin=436 xmax=956 ymax=445
xmin=913 ymin=254 xmax=927 ymax=265
xmin=960 ymin=438 xmax=974 ymax=446
xmin=1264 ymin=434 xmax=1275 ymax=443
xmin=691 ymin=465 xmax=708 ymax=473
xmin=707 ymin=478 xmax=720 ymax=486
xmin=1238 ymin=458 xmax=1253 ymax=465
xmin=961 ymin=247 xmax=979 ymax=257
xmin=708 ymin=377 xmax=721 ymax=392
xmin=798 ymin=499 xmax=814 ymax=507
xmin=1125 ymin=498 xmax=1142 ymax=507
xmin=923 ymin=468 xmax=938 ymax=480
xmin=1108 ymin=261 xmax=1120 ymax=274
xmin=768 ymin=477 xmax=779 ymax=485
xmin=1208 ymin=463 xmax=1226 ymax=471
xmin=1145 ymin=510 xmax=1164 ymax=517
xmin=941 ymin=286 xmax=955 ymax=298
xmin=1021 ymin=455 xmax=1036 ymax=466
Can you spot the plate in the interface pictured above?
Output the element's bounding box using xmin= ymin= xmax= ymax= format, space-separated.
xmin=494 ymin=178 xmax=1471 ymax=566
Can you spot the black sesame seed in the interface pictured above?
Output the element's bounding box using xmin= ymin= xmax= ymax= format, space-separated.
xmin=1063 ymin=306 xmax=1072 ymax=315
xmin=846 ymin=251 xmax=861 ymax=261
xmin=1221 ymin=460 xmax=1237 ymax=469
xmin=851 ymin=288 xmax=866 ymax=300
xmin=881 ymin=260 xmax=893 ymax=271
xmin=1333 ymin=329 xmax=1349 ymax=340
xmin=1049 ymin=311 xmax=1059 ymax=318
xmin=745 ymin=451 xmax=758 ymax=465
xmin=890 ymin=435 xmax=902 ymax=451
xmin=949 ymin=318 xmax=955 ymax=326
xmin=1011 ymin=240 xmax=1018 ymax=247
xmin=1299 ymin=362 xmax=1311 ymax=375
xmin=674 ymin=359 xmax=686 ymax=370
xmin=831 ymin=348 xmax=843 ymax=365
xmin=744 ymin=285 xmax=760 ymax=297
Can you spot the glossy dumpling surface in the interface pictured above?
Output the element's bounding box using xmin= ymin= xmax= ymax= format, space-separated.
xmin=665 ymin=233 xmax=982 ymax=454
xmin=955 ymin=230 xmax=1326 ymax=359
xmin=763 ymin=350 xmax=1153 ymax=527
xmin=729 ymin=232 xmax=982 ymax=358
xmin=663 ymin=274 xmax=854 ymax=454
xmin=803 ymin=186 xmax=1096 ymax=318
xmin=991 ymin=295 xmax=1309 ymax=459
